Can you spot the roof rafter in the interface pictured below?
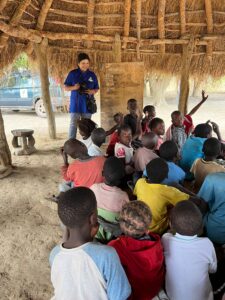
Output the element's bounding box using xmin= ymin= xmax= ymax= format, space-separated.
xmin=136 ymin=0 xmax=141 ymax=60
xmin=205 ymin=0 xmax=213 ymax=59
xmin=158 ymin=0 xmax=166 ymax=54
xmin=86 ymin=0 xmax=95 ymax=48
xmin=180 ymin=0 xmax=186 ymax=35
xmin=123 ymin=0 xmax=131 ymax=49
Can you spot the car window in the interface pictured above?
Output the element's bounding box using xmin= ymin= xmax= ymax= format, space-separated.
xmin=6 ymin=76 xmax=17 ymax=88
xmin=17 ymin=75 xmax=33 ymax=88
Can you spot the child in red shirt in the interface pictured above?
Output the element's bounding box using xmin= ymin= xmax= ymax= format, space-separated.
xmin=109 ymin=201 xmax=165 ymax=300
xmin=61 ymin=138 xmax=105 ymax=188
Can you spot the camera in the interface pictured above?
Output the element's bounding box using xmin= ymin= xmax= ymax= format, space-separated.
xmin=78 ymin=82 xmax=87 ymax=95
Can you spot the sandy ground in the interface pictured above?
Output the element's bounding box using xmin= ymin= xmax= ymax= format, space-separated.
xmin=1 ymin=92 xmax=225 ymax=299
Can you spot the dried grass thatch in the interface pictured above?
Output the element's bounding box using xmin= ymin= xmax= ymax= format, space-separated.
xmin=0 ymin=0 xmax=225 ymax=79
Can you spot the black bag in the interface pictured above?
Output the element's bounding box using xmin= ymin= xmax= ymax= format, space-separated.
xmin=86 ymin=95 xmax=97 ymax=114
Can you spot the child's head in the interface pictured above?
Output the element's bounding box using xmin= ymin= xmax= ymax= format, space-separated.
xmin=91 ymin=128 xmax=106 ymax=147
xmin=77 ymin=118 xmax=97 ymax=139
xmin=143 ymin=105 xmax=156 ymax=119
xmin=118 ymin=125 xmax=132 ymax=146
xmin=113 ymin=113 xmax=123 ymax=125
xmin=159 ymin=141 xmax=178 ymax=162
xmin=103 ymin=157 xmax=125 ymax=186
xmin=64 ymin=138 xmax=88 ymax=159
xmin=142 ymin=132 xmax=158 ymax=150
xmin=58 ymin=187 xmax=98 ymax=238
xmin=193 ymin=123 xmax=212 ymax=138
xmin=203 ymin=137 xmax=221 ymax=158
xmin=171 ymin=111 xmax=184 ymax=127
xmin=119 ymin=201 xmax=152 ymax=238
xmin=146 ymin=158 xmax=168 ymax=183
xmin=170 ymin=201 xmax=203 ymax=236
xmin=149 ymin=118 xmax=165 ymax=136
xmin=127 ymin=98 xmax=137 ymax=113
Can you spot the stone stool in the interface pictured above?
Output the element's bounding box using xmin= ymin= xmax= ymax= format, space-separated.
xmin=11 ymin=129 xmax=36 ymax=155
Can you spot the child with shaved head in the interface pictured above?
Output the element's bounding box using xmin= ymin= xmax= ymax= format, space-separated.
xmin=49 ymin=187 xmax=131 ymax=300
xmin=109 ymin=201 xmax=165 ymax=300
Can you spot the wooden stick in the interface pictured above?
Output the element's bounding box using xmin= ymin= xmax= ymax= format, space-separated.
xmin=86 ymin=0 xmax=95 ymax=48
xmin=180 ymin=0 xmax=186 ymax=35
xmin=123 ymin=0 xmax=131 ymax=49
xmin=34 ymin=39 xmax=56 ymax=139
xmin=158 ymin=0 xmax=166 ymax=54
xmin=37 ymin=0 xmax=53 ymax=30
xmin=113 ymin=33 xmax=121 ymax=62
xmin=178 ymin=39 xmax=195 ymax=114
xmin=205 ymin=0 xmax=213 ymax=59
xmin=136 ymin=0 xmax=141 ymax=59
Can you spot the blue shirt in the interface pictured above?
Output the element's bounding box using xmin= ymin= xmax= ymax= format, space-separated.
xmin=64 ymin=68 xmax=99 ymax=113
xmin=143 ymin=161 xmax=185 ymax=185
xmin=198 ymin=173 xmax=225 ymax=244
xmin=180 ymin=136 xmax=206 ymax=172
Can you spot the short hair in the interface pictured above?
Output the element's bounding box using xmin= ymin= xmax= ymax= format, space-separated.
xmin=171 ymin=201 xmax=203 ymax=236
xmin=118 ymin=124 xmax=132 ymax=136
xmin=159 ymin=141 xmax=178 ymax=161
xmin=171 ymin=110 xmax=182 ymax=118
xmin=103 ymin=157 xmax=125 ymax=186
xmin=149 ymin=118 xmax=164 ymax=131
xmin=203 ymin=137 xmax=221 ymax=157
xmin=77 ymin=118 xmax=97 ymax=137
xmin=143 ymin=105 xmax=155 ymax=114
xmin=127 ymin=98 xmax=137 ymax=105
xmin=142 ymin=132 xmax=158 ymax=150
xmin=64 ymin=138 xmax=88 ymax=158
xmin=146 ymin=158 xmax=168 ymax=183
xmin=91 ymin=128 xmax=106 ymax=146
xmin=119 ymin=201 xmax=152 ymax=238
xmin=78 ymin=52 xmax=90 ymax=63
xmin=193 ymin=123 xmax=212 ymax=138
xmin=58 ymin=187 xmax=97 ymax=228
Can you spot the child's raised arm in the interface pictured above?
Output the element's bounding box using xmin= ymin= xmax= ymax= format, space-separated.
xmin=187 ymin=90 xmax=208 ymax=116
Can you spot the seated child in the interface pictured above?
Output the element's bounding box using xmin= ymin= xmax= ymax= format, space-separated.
xmin=61 ymin=138 xmax=105 ymax=188
xmin=191 ymin=137 xmax=225 ymax=191
xmin=114 ymin=125 xmax=134 ymax=174
xmin=165 ymin=111 xmax=187 ymax=153
xmin=106 ymin=113 xmax=124 ymax=157
xmin=109 ymin=201 xmax=165 ymax=300
xmin=89 ymin=128 xmax=106 ymax=156
xmin=159 ymin=141 xmax=185 ymax=185
xmin=162 ymin=201 xmax=217 ymax=300
xmin=180 ymin=123 xmax=212 ymax=174
xmin=134 ymin=158 xmax=189 ymax=235
xmin=142 ymin=105 xmax=156 ymax=134
xmin=198 ymin=172 xmax=225 ymax=244
xmin=77 ymin=118 xmax=97 ymax=150
xmin=149 ymin=118 xmax=165 ymax=150
xmin=133 ymin=132 xmax=158 ymax=172
xmin=49 ymin=187 xmax=131 ymax=300
xmin=90 ymin=157 xmax=129 ymax=213
xmin=123 ymin=99 xmax=142 ymax=138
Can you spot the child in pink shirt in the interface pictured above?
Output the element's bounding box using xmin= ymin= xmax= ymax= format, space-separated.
xmin=149 ymin=118 xmax=165 ymax=150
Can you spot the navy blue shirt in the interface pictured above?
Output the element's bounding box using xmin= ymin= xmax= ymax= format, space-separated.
xmin=64 ymin=68 xmax=99 ymax=113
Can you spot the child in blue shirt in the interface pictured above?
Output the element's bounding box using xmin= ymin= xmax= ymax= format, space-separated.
xmin=49 ymin=187 xmax=131 ymax=300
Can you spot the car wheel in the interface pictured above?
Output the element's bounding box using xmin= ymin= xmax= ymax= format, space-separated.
xmin=35 ymin=99 xmax=46 ymax=118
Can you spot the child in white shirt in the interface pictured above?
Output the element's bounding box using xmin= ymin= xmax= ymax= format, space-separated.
xmin=162 ymin=201 xmax=217 ymax=300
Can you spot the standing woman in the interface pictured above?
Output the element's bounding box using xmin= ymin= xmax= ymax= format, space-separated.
xmin=64 ymin=53 xmax=99 ymax=139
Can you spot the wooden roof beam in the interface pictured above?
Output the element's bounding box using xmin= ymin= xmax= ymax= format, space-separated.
xmin=136 ymin=0 xmax=141 ymax=59
xmin=123 ymin=0 xmax=131 ymax=49
xmin=0 ymin=0 xmax=31 ymax=48
xmin=158 ymin=0 xmax=166 ymax=54
xmin=180 ymin=0 xmax=186 ymax=36
xmin=205 ymin=0 xmax=213 ymax=59
xmin=86 ymin=0 xmax=95 ymax=48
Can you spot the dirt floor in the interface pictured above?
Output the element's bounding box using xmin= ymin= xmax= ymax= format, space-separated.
xmin=1 ymin=93 xmax=225 ymax=299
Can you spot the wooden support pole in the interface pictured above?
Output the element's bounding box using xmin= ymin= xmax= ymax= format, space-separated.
xmin=205 ymin=0 xmax=213 ymax=60
xmin=86 ymin=0 xmax=95 ymax=48
xmin=34 ymin=39 xmax=56 ymax=139
xmin=180 ymin=0 xmax=186 ymax=36
xmin=178 ymin=39 xmax=195 ymax=114
xmin=113 ymin=33 xmax=121 ymax=62
xmin=123 ymin=0 xmax=131 ymax=49
xmin=158 ymin=0 xmax=166 ymax=54
xmin=136 ymin=0 xmax=141 ymax=60
xmin=0 ymin=109 xmax=12 ymax=178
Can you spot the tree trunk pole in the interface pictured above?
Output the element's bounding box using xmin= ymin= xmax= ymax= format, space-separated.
xmin=34 ymin=38 xmax=56 ymax=139
xmin=0 ymin=109 xmax=13 ymax=178
xmin=178 ymin=39 xmax=195 ymax=114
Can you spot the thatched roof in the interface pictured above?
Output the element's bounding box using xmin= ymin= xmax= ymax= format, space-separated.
xmin=0 ymin=0 xmax=225 ymax=79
